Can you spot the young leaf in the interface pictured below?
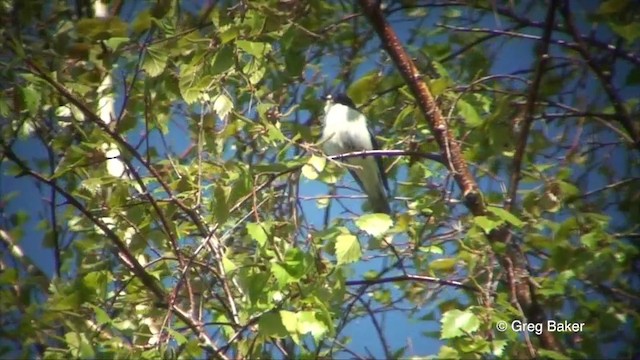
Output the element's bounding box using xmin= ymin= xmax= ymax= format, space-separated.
xmin=301 ymin=155 xmax=326 ymax=181
xmin=429 ymin=258 xmax=457 ymax=272
xmin=355 ymin=213 xmax=392 ymax=237
xmin=258 ymin=312 xmax=289 ymax=338
xmin=487 ymin=206 xmax=525 ymax=228
xmin=440 ymin=309 xmax=480 ymax=339
xmin=298 ymin=311 xmax=328 ymax=341
xmin=456 ymin=98 xmax=482 ymax=127
xmin=143 ymin=43 xmax=169 ymax=77
xmin=335 ymin=234 xmax=361 ymax=265
xmin=473 ymin=216 xmax=500 ymax=233
xmin=247 ymin=223 xmax=268 ymax=247
xmin=213 ymin=93 xmax=233 ymax=121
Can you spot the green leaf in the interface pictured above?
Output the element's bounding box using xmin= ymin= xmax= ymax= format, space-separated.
xmin=625 ymin=68 xmax=640 ymax=85
xmin=166 ymin=328 xmax=188 ymax=345
xmin=222 ymin=253 xmax=237 ymax=273
xmin=0 ymin=268 xmax=18 ymax=285
xmin=301 ymin=155 xmax=326 ymax=181
xmin=457 ymin=98 xmax=482 ymax=127
xmin=437 ymin=345 xmax=460 ymax=358
xmin=539 ymin=269 xmax=575 ymax=296
xmin=258 ymin=312 xmax=289 ymax=338
xmin=142 ymin=43 xmax=169 ymax=77
xmin=285 ymin=49 xmax=305 ymax=77
xmin=213 ymin=185 xmax=229 ymax=224
xmin=218 ymin=25 xmax=240 ymax=44
xmin=609 ymin=22 xmax=640 ymax=42
xmin=213 ymin=93 xmax=233 ymax=120
xmin=247 ymin=223 xmax=268 ymax=247
xmin=264 ymin=122 xmax=286 ymax=143
xmin=580 ymin=231 xmax=600 ymax=249
xmin=440 ymin=309 xmax=480 ymax=339
xmin=347 ymin=73 xmax=379 ymax=105
xmin=335 ymin=233 xmax=361 ymax=265
xmin=283 ymin=248 xmax=305 ymax=278
xmin=429 ymin=258 xmax=457 ymax=272
xmin=538 ymin=349 xmax=572 ymax=360
xmin=104 ymin=37 xmax=129 ymax=51
xmin=243 ymin=60 xmax=265 ymax=85
xmin=211 ymin=45 xmax=235 ymax=75
xmin=280 ymin=310 xmax=300 ymax=344
xmin=473 ymin=216 xmax=500 ymax=233
xmin=489 ymin=341 xmax=508 ymax=357
xmin=418 ymin=245 xmax=443 ymax=254
xmin=88 ymin=304 xmax=111 ymax=326
xmin=65 ymin=332 xmax=96 ymax=358
xmin=236 ymin=40 xmax=271 ymax=57
xmin=487 ymin=206 xmax=524 ymax=228
xmin=393 ymin=104 xmax=415 ymax=127
xmin=407 ymin=7 xmax=428 ymax=17
xmin=0 ymin=96 xmax=9 ymax=117
xmin=245 ymin=10 xmax=266 ymax=35
xmin=178 ymin=70 xmax=207 ymax=104
xmin=429 ymin=77 xmax=450 ymax=96
xmin=245 ymin=271 xmax=270 ymax=305
xmin=298 ymin=311 xmax=328 ymax=341
xmin=317 ymin=162 xmax=341 ymax=185
xmin=355 ymin=213 xmax=392 ymax=237
xmin=76 ymin=18 xmax=127 ymax=40
xmin=598 ymin=0 xmax=630 ymax=14
xmin=21 ymin=85 xmax=41 ymax=116
xmin=252 ymin=162 xmax=296 ymax=173
xmin=271 ymin=263 xmax=294 ymax=286
xmin=132 ymin=10 xmax=152 ymax=33
xmin=431 ymin=60 xmax=451 ymax=79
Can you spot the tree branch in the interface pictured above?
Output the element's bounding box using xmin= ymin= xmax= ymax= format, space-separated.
xmin=357 ymin=0 xmax=563 ymax=354
xmin=506 ymin=0 xmax=558 ymax=212
xmin=329 ymin=149 xmax=443 ymax=164
xmin=357 ymin=0 xmax=479 ymax=209
xmin=558 ymin=0 xmax=640 ymax=151
xmin=346 ymin=274 xmax=477 ymax=292
xmin=0 ymin=147 xmax=225 ymax=358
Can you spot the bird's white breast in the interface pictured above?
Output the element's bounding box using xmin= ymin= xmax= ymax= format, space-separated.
xmin=321 ymin=103 xmax=373 ymax=155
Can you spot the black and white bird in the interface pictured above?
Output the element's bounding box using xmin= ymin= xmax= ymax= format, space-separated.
xmin=320 ymin=93 xmax=391 ymax=214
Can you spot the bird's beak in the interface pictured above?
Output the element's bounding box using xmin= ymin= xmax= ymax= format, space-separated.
xmin=322 ymin=94 xmax=333 ymax=102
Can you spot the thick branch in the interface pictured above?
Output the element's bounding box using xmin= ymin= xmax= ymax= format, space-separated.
xmin=506 ymin=0 xmax=558 ymax=212
xmin=358 ymin=0 xmax=562 ymax=354
xmin=357 ymin=0 xmax=479 ymax=211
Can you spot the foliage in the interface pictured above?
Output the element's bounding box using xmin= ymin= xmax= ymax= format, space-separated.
xmin=1 ymin=0 xmax=639 ymax=359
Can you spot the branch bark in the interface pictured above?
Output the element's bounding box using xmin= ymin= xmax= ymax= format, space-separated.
xmin=357 ymin=0 xmax=562 ymax=354
xmin=357 ymin=2 xmax=479 ymax=209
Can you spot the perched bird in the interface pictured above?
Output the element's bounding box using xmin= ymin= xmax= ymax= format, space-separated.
xmin=320 ymin=93 xmax=391 ymax=214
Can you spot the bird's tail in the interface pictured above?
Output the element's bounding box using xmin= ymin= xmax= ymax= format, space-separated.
xmin=349 ymin=159 xmax=391 ymax=214
xmin=366 ymin=178 xmax=391 ymax=214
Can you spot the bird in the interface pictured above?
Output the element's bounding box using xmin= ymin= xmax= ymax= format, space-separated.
xmin=320 ymin=93 xmax=391 ymax=214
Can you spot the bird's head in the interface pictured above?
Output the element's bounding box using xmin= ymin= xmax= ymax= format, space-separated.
xmin=323 ymin=93 xmax=357 ymax=109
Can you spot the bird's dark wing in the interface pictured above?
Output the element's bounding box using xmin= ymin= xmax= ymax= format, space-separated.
xmin=347 ymin=168 xmax=366 ymax=192
xmin=368 ymin=128 xmax=389 ymax=192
